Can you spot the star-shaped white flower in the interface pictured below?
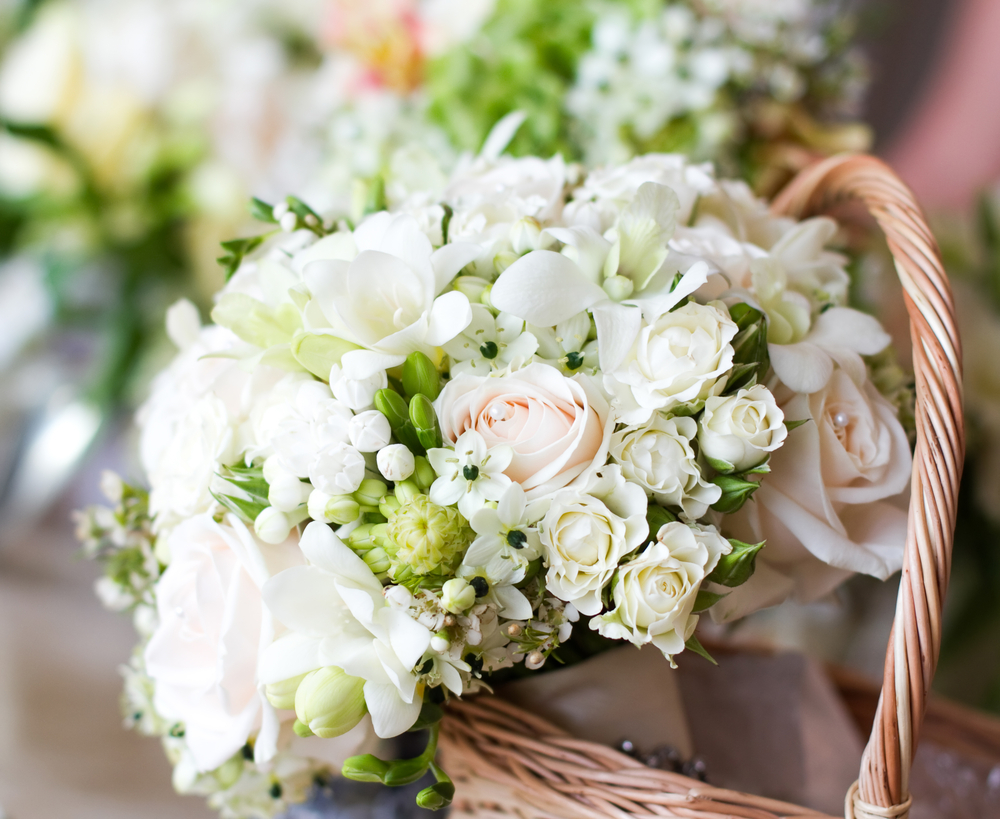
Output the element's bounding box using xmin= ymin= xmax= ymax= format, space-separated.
xmin=442 ymin=304 xmax=539 ymax=376
xmin=427 ymin=430 xmax=513 ymax=519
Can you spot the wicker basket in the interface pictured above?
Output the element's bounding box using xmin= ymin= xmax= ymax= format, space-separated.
xmin=438 ymin=154 xmax=965 ymax=819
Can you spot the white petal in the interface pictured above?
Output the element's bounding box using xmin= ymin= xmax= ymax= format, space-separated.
xmin=383 ymin=608 xmax=432 ymax=670
xmin=425 ymin=291 xmax=473 ymax=347
xmin=491 ymin=251 xmax=607 ymax=326
xmin=340 ymin=348 xmax=404 ymax=381
xmin=498 ymin=484 xmax=526 ymax=526
xmin=258 ymin=633 xmax=322 ymax=685
xmin=494 ymin=584 xmax=533 ymax=620
xmin=364 ymin=681 xmax=422 ymax=738
xmin=263 ymin=567 xmax=345 ymax=636
xmin=632 ymin=260 xmax=711 ymax=320
xmin=300 ymin=522 xmax=383 ymax=594
xmin=592 ymin=301 xmax=642 ymax=372
xmin=808 ymin=307 xmax=891 ymax=355
xmin=440 ymin=662 xmax=464 ymax=696
xmin=544 ymin=226 xmax=612 ymax=283
xmin=431 ymin=243 xmax=484 ymax=294
xmin=480 ymin=110 xmax=527 ymax=159
xmin=769 ymin=341 xmax=834 ymax=394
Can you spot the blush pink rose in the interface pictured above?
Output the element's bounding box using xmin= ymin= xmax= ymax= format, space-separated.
xmin=435 ymin=363 xmax=612 ymax=500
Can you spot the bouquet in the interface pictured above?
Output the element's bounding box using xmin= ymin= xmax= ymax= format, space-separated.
xmin=77 ymin=131 xmax=913 ymax=816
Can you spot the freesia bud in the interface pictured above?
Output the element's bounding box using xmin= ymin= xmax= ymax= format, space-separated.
xmin=349 ymin=411 xmax=392 ymax=452
xmin=265 ymin=673 xmax=308 ymax=710
xmin=441 ymin=578 xmax=477 ymax=614
xmin=294 ymin=667 xmax=368 ymax=739
xmin=255 ymin=507 xmax=292 ymax=544
xmin=379 ymin=493 xmax=401 ymax=519
xmin=602 ymin=275 xmax=635 ymax=301
xmin=401 ymin=352 xmax=441 ymax=400
xmin=377 ymin=444 xmax=415 ymax=482
xmin=363 ymin=547 xmax=391 ymax=575
xmin=409 ymin=394 xmax=442 ymax=449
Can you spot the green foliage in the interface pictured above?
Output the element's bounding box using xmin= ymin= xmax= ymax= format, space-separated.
xmin=217 ymin=236 xmax=267 ymax=282
xmin=725 ymin=302 xmax=770 ymax=393
xmin=211 ymin=465 xmax=270 ymax=524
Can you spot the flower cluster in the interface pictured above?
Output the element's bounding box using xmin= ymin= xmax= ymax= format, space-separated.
xmin=81 ymin=139 xmax=910 ymax=815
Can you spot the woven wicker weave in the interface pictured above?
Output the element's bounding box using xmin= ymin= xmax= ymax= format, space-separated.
xmin=439 ymin=155 xmax=965 ymax=819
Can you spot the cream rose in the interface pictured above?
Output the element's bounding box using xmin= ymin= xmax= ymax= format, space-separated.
xmin=539 ymin=466 xmax=649 ymax=615
xmin=611 ymin=414 xmax=721 ymax=519
xmin=592 ymin=521 xmax=731 ymax=663
xmin=435 ymin=362 xmax=613 ymax=500
xmin=144 ymin=514 xmax=302 ymax=772
xmin=605 ymin=301 xmax=738 ymax=425
xmin=698 ymin=385 xmax=787 ymax=473
xmin=719 ymin=367 xmax=912 ymax=620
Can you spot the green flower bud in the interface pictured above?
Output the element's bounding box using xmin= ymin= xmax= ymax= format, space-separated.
xmin=342 ymin=754 xmax=391 ymax=784
xmin=347 ymin=523 xmax=375 ymax=552
xmin=409 ymin=394 xmax=442 ymax=450
xmin=412 ymin=456 xmax=436 ymax=491
xmin=387 ymin=495 xmax=471 ymax=576
xmin=354 ymin=478 xmax=389 ymax=509
xmin=402 ymin=352 xmax=441 ymax=400
xmin=379 ymin=494 xmax=402 ymax=519
xmin=440 ymin=578 xmax=477 ymax=614
xmin=602 ymin=274 xmax=635 ymax=301
xmin=265 ymin=673 xmax=308 ymax=710
xmin=308 ymin=491 xmax=361 ymax=525
xmin=394 ymin=479 xmax=421 ymax=504
xmin=294 ymin=667 xmax=368 ymax=739
xmin=363 ymin=546 xmax=391 ymax=575
xmin=417 ymin=780 xmax=455 ymax=810
xmin=293 ymin=719 xmax=314 ymax=738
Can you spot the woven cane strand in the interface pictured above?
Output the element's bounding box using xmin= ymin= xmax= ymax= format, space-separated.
xmin=439 ymin=155 xmax=964 ymax=819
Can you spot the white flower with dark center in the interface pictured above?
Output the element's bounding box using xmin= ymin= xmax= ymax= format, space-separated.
xmin=427 ymin=430 xmax=513 ymax=518
xmin=442 ymin=304 xmax=539 ymax=376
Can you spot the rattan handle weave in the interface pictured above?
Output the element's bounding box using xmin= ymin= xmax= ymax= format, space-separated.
xmin=439 ymin=155 xmax=964 ymax=819
xmin=771 ymin=154 xmax=964 ymax=819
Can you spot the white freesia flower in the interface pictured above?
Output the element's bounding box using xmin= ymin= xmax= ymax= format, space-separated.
xmin=611 ymin=414 xmax=722 ymax=519
xmin=436 ymin=363 xmax=613 ymax=500
xmin=540 ymin=465 xmax=649 ymax=616
xmin=304 ymin=212 xmax=483 ymax=379
xmin=260 ymin=522 xmax=432 ymax=739
xmin=721 ymin=367 xmax=912 ymax=619
xmin=605 ymin=301 xmax=738 ymax=424
xmin=427 ymin=430 xmax=514 ymax=519
xmin=377 ymin=443 xmax=416 ymax=482
xmin=442 ymin=304 xmax=539 ymax=376
xmin=145 ymin=514 xmax=303 ymax=772
xmin=698 ymin=384 xmax=787 ymax=472
xmin=592 ymin=521 xmax=731 ymax=664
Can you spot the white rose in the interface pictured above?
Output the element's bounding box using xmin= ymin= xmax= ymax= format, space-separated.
xmin=436 ymin=363 xmax=614 ymax=500
xmin=144 ymin=514 xmax=302 ymax=772
xmin=698 ymin=385 xmax=787 ymax=472
xmin=720 ymin=368 xmax=912 ymax=620
xmin=592 ymin=521 xmax=731 ymax=664
xmin=377 ymin=443 xmax=416 ymax=482
xmin=605 ymin=301 xmax=738 ymax=425
xmin=540 ymin=466 xmax=649 ymax=615
xmin=611 ymin=414 xmax=721 ymax=519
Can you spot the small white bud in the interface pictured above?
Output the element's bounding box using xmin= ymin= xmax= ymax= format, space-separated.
xmin=526 ymin=650 xmax=546 ymax=670
xmin=269 ymin=475 xmax=311 ymax=512
xmin=506 ymin=623 xmax=522 ymax=638
xmin=348 ymin=410 xmax=392 ymax=452
xmin=255 ymin=507 xmax=292 ymax=544
xmin=330 ymin=363 xmax=388 ymax=410
xmin=440 ymin=578 xmax=477 ymax=614
xmin=279 ymin=211 xmax=298 ymax=232
xmin=272 ymin=201 xmax=290 ymax=220
xmin=431 ymin=633 xmax=451 ymax=653
xmin=304 ymin=213 xmax=319 ymax=228
xmin=100 ymin=470 xmax=124 ymax=504
xmin=384 ymin=585 xmax=413 ymax=608
xmin=377 ymin=444 xmax=415 ymax=482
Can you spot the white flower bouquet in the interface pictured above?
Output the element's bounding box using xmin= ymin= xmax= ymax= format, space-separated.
xmin=77 ymin=129 xmax=914 ymax=817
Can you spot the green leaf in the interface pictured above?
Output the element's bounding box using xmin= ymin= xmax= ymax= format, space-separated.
xmin=785 ymin=418 xmax=810 ymax=432
xmin=710 ymin=474 xmax=760 ymax=514
xmin=685 ymin=635 xmax=718 ymax=665
xmin=211 ymin=490 xmax=267 ymax=525
xmin=408 ymin=701 xmax=445 ymax=732
xmin=693 ymin=589 xmax=727 ymax=613
xmin=216 ymin=235 xmax=267 ymax=281
xmin=646 ymin=503 xmax=677 ymax=538
xmin=743 ymin=457 xmax=771 ymax=475
xmin=363 ymin=176 xmax=387 ymax=216
xmin=708 ymin=539 xmax=766 ymax=588
xmin=722 ymin=362 xmax=759 ymax=394
xmin=705 ymin=455 xmax=736 ymax=475
xmin=249 ymin=197 xmax=278 ymax=224
xmin=440 ymin=203 xmax=454 ymax=245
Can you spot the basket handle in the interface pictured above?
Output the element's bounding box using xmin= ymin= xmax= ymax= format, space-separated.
xmin=771 ymin=155 xmax=965 ymax=819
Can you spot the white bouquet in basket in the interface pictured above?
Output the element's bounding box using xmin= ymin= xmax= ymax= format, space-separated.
xmin=76 ymin=127 xmax=911 ymax=816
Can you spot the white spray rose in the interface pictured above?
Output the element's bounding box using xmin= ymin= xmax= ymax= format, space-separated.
xmin=698 ymin=384 xmax=787 ymax=472
xmin=540 ymin=466 xmax=649 ymax=616
xmin=720 ymin=367 xmax=912 ymax=620
xmin=592 ymin=521 xmax=730 ymax=664
xmin=605 ymin=301 xmax=738 ymax=424
xmin=144 ymin=514 xmax=302 ymax=772
xmin=611 ymin=414 xmax=721 ymax=519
